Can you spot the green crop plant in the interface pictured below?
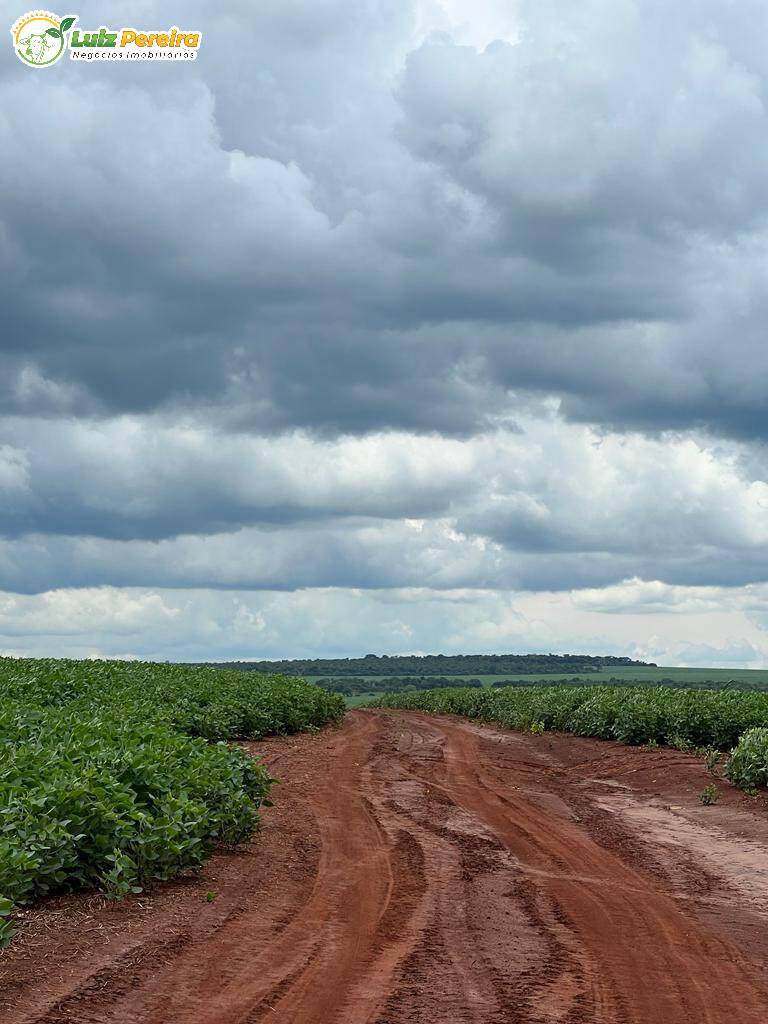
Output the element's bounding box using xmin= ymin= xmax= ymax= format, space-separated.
xmin=0 ymin=897 xmax=14 ymax=947
xmin=725 ymin=728 xmax=768 ymax=790
xmin=699 ymin=784 xmax=720 ymax=805
xmin=0 ymin=658 xmax=345 ymax=940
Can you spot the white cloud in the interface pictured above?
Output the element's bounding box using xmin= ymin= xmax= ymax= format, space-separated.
xmin=413 ymin=0 xmax=521 ymax=49
xmin=0 ymin=583 xmax=767 ymax=668
xmin=572 ymin=579 xmax=726 ymax=614
xmin=0 ymin=588 xmax=179 ymax=637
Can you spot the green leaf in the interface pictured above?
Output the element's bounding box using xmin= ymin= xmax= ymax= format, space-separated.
xmin=59 ymin=16 xmax=76 ymax=33
xmin=46 ymin=28 xmax=62 ymax=38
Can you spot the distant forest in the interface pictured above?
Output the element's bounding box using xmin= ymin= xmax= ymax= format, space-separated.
xmin=210 ymin=654 xmax=654 ymax=677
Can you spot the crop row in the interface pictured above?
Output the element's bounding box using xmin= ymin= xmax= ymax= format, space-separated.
xmin=369 ymin=685 xmax=768 ymax=788
xmin=0 ymin=659 xmax=345 ymax=944
xmin=0 ymin=658 xmax=345 ymax=741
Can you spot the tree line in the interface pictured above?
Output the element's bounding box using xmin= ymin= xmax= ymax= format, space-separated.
xmin=209 ymin=653 xmax=654 ymax=677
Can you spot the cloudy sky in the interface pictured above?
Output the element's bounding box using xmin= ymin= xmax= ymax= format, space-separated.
xmin=2 ymin=0 xmax=768 ymax=664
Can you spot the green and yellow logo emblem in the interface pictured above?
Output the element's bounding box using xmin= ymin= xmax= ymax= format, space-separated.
xmin=10 ymin=11 xmax=76 ymax=67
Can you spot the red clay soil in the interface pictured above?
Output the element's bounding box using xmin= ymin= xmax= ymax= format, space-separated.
xmin=3 ymin=709 xmax=768 ymax=1023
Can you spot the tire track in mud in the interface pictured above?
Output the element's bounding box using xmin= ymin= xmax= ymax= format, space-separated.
xmin=100 ymin=712 xmax=427 ymax=1024
xmin=8 ymin=709 xmax=768 ymax=1024
xmin=407 ymin=713 xmax=768 ymax=1024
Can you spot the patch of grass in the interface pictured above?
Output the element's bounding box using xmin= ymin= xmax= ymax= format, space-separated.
xmin=700 ymin=784 xmax=720 ymax=805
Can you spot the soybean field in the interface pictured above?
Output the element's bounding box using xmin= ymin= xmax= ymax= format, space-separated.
xmin=0 ymin=658 xmax=343 ymax=945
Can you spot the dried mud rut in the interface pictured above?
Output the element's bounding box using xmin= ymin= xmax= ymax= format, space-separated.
xmin=3 ymin=710 xmax=768 ymax=1024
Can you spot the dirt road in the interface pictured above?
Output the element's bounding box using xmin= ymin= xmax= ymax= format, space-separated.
xmin=3 ymin=709 xmax=768 ymax=1023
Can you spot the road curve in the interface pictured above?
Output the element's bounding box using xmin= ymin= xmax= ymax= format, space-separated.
xmin=6 ymin=709 xmax=768 ymax=1024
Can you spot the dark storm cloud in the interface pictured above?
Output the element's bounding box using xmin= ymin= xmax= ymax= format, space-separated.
xmin=0 ymin=421 xmax=476 ymax=540
xmin=1 ymin=524 xmax=767 ymax=596
xmin=2 ymin=0 xmax=768 ymax=620
xmin=3 ymin=0 xmax=768 ymax=440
